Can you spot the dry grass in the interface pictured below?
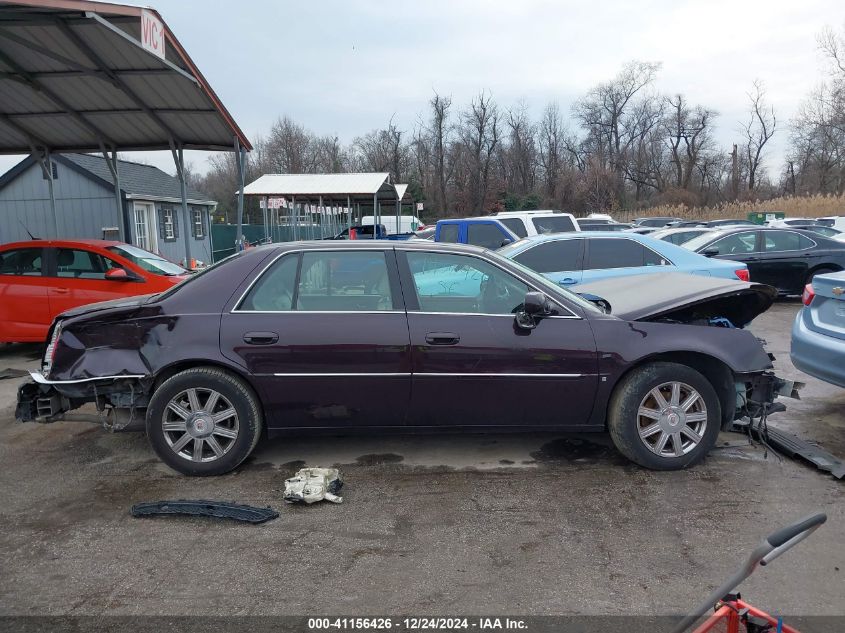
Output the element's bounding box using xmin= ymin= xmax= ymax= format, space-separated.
xmin=616 ymin=194 xmax=845 ymax=222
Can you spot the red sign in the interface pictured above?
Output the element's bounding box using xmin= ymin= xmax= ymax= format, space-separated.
xmin=141 ymin=10 xmax=165 ymax=60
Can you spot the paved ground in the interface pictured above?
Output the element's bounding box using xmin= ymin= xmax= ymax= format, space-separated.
xmin=0 ymin=301 xmax=842 ymax=619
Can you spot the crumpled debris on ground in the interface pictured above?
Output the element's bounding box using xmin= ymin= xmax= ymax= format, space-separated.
xmin=284 ymin=467 xmax=343 ymax=504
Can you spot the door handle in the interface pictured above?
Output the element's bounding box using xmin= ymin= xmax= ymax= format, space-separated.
xmin=53 ymin=288 xmax=70 ymax=294
xmin=559 ymin=278 xmax=577 ymax=285
xmin=425 ymin=332 xmax=460 ymax=345
xmin=243 ymin=331 xmax=279 ymax=345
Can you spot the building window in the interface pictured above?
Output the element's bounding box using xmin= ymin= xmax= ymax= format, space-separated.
xmin=193 ymin=209 xmax=204 ymax=238
xmin=163 ymin=209 xmax=175 ymax=239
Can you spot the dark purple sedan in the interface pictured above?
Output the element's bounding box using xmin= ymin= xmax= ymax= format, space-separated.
xmin=17 ymin=241 xmax=794 ymax=475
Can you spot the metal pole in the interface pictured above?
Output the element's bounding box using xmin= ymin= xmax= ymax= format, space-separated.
xmin=235 ymin=137 xmax=246 ymax=251
xmin=40 ymin=149 xmax=59 ymax=238
xmin=176 ymin=146 xmax=192 ymax=266
xmin=395 ymin=196 xmax=400 ymax=236
xmin=347 ymin=195 xmax=352 ymax=232
xmin=263 ymin=196 xmax=269 ymax=243
xmin=102 ymin=148 xmax=124 ymax=241
xmin=319 ymin=195 xmax=324 ymax=239
xmin=291 ymin=195 xmax=296 ymax=242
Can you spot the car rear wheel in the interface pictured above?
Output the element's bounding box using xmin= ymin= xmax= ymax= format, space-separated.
xmin=607 ymin=362 xmax=721 ymax=470
xmin=146 ymin=367 xmax=263 ymax=476
xmin=806 ymin=267 xmax=837 ymax=286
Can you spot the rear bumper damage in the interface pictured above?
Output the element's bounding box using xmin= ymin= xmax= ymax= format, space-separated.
xmin=16 ymin=372 xmax=151 ymax=428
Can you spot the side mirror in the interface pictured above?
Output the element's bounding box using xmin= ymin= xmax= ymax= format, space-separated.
xmin=516 ymin=291 xmax=552 ymax=330
xmin=105 ymin=267 xmax=142 ymax=282
xmin=105 ymin=267 xmax=129 ymax=281
xmin=702 ymin=247 xmax=719 ymax=257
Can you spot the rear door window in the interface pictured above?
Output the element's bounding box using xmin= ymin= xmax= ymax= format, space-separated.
xmin=239 ymin=251 xmax=397 ymax=312
xmin=296 ymin=251 xmax=395 ymax=311
xmin=585 ymin=239 xmax=660 ymax=270
xmin=763 ymin=231 xmax=814 ymax=252
xmin=513 ymin=239 xmax=583 ymax=273
xmin=466 ymin=223 xmax=510 ymax=249
xmin=438 ymin=224 xmax=459 ymax=243
xmin=531 ymin=215 xmax=576 ymax=234
xmin=498 ymin=217 xmax=527 ymax=238
xmin=0 ymin=248 xmax=43 ymax=276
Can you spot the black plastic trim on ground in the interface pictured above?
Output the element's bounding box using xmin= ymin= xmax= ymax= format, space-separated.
xmin=130 ymin=500 xmax=279 ymax=524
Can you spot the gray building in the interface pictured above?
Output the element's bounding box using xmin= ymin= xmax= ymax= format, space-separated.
xmin=0 ymin=154 xmax=217 ymax=266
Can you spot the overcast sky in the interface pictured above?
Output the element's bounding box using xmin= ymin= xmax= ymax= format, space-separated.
xmin=1 ymin=0 xmax=842 ymax=180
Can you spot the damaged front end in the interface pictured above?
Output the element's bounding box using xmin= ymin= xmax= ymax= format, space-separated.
xmin=738 ymin=371 xmax=803 ymax=421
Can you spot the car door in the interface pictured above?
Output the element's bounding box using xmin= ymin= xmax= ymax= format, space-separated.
xmin=510 ymin=238 xmax=584 ymax=287
xmin=580 ymin=237 xmax=671 ymax=283
xmin=220 ymin=247 xmax=411 ymax=428
xmin=702 ymin=230 xmax=762 ymax=278
xmin=754 ymin=230 xmax=816 ymax=293
xmin=399 ymin=249 xmax=598 ymax=427
xmin=0 ymin=246 xmax=51 ymax=342
xmin=46 ymin=247 xmax=142 ymax=316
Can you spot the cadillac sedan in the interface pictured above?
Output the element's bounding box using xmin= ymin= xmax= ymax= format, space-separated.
xmin=17 ymin=241 xmax=792 ymax=476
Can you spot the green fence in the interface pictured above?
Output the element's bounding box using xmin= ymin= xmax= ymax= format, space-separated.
xmin=211 ymin=223 xmax=337 ymax=262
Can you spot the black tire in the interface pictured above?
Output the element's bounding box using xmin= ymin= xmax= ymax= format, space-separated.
xmin=607 ymin=362 xmax=721 ymax=470
xmin=806 ymin=267 xmax=837 ymax=286
xmin=146 ymin=367 xmax=263 ymax=476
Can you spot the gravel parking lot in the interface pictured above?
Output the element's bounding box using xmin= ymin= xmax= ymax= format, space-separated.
xmin=0 ymin=300 xmax=842 ymax=619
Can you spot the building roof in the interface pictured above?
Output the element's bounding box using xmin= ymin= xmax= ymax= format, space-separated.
xmin=242 ymin=173 xmax=401 ymax=201
xmin=0 ymin=152 xmax=215 ymax=204
xmin=0 ymin=0 xmax=250 ymax=153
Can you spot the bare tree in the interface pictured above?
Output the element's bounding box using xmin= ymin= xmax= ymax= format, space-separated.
xmin=743 ymin=80 xmax=777 ymax=191
xmin=353 ymin=117 xmax=410 ymax=182
xmin=457 ymin=92 xmax=501 ymax=212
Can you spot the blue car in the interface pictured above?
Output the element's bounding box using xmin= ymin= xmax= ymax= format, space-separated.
xmin=495 ymin=232 xmax=748 ymax=288
xmin=791 ymin=270 xmax=845 ymax=387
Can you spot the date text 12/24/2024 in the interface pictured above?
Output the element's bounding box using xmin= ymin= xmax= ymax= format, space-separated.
xmin=308 ymin=618 xmax=528 ymax=630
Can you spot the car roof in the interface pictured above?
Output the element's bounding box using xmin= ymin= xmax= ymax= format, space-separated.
xmin=253 ymin=239 xmax=491 ymax=256
xmin=651 ymin=227 xmax=715 ymax=235
xmin=0 ymin=238 xmax=123 ymax=250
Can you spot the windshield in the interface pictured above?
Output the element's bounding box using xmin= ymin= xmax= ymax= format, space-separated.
xmin=107 ymin=244 xmax=187 ymax=276
xmin=682 ymin=230 xmax=732 ymax=251
xmin=485 ymin=249 xmax=603 ymax=314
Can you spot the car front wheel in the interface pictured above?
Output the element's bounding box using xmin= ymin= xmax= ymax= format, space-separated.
xmin=146 ymin=367 xmax=263 ymax=476
xmin=607 ymin=362 xmax=721 ymax=470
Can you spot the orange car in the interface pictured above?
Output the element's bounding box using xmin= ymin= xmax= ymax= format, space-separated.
xmin=0 ymin=239 xmax=189 ymax=343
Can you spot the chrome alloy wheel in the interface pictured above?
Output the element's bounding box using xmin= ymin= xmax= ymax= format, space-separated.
xmin=636 ymin=381 xmax=708 ymax=458
xmin=162 ymin=388 xmax=239 ymax=462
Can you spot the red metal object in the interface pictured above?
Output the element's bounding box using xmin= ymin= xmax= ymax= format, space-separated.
xmin=691 ymin=598 xmax=798 ymax=633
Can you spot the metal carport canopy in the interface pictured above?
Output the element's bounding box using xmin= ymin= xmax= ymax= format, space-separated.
xmin=242 ymin=173 xmax=397 ymax=201
xmin=0 ymin=0 xmax=251 ymax=153
xmin=0 ymin=0 xmax=251 ymax=255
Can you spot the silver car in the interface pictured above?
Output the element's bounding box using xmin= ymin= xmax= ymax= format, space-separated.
xmin=791 ymin=269 xmax=845 ymax=387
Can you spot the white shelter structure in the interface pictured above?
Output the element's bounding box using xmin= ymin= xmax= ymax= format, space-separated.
xmin=241 ymin=173 xmax=416 ymax=241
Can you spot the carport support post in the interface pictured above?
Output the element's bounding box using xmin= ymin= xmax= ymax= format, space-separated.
xmin=291 ymin=195 xmax=297 ymax=242
xmin=263 ymin=196 xmax=269 ymax=242
xmin=234 ymin=137 xmax=247 ymax=251
xmin=177 ymin=147 xmax=192 ymax=266
xmin=319 ymin=196 xmax=324 ymax=240
xmin=373 ymin=193 xmax=378 ymax=238
xmin=102 ymin=147 xmax=124 ymax=241
xmin=36 ymin=149 xmax=59 ymax=238
xmin=395 ymin=196 xmax=400 ymax=235
xmin=347 ymin=195 xmax=352 ymax=232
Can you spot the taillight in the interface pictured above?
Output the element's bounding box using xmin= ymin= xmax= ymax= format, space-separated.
xmin=802 ymin=283 xmax=815 ymax=306
xmin=42 ymin=323 xmax=61 ymax=376
xmin=735 ymin=269 xmax=750 ymax=282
